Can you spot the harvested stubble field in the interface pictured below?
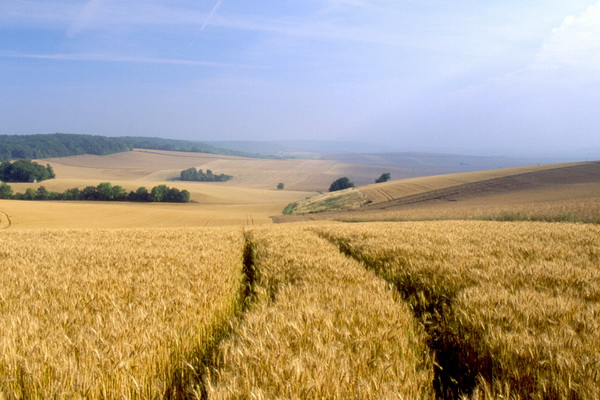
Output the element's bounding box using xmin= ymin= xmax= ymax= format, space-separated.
xmin=1 ymin=221 xmax=598 ymax=399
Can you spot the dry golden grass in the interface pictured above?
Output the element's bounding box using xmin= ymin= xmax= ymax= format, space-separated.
xmin=316 ymin=221 xmax=600 ymax=399
xmin=0 ymin=227 xmax=246 ymax=398
xmin=208 ymin=226 xmax=434 ymax=399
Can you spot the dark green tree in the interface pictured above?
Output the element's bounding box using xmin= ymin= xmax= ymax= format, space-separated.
xmin=63 ymin=187 xmax=82 ymax=200
xmin=277 ymin=182 xmax=285 ymax=190
xmin=96 ymin=182 xmax=113 ymax=201
xmin=81 ymin=186 xmax=98 ymax=200
xmin=150 ymin=185 xmax=168 ymax=202
xmin=23 ymin=188 xmax=36 ymax=200
xmin=129 ymin=186 xmax=151 ymax=202
xmin=35 ymin=186 xmax=50 ymax=200
xmin=375 ymin=173 xmax=391 ymax=183
xmin=0 ymin=182 xmax=13 ymax=199
xmin=329 ymin=177 xmax=355 ymax=192
xmin=111 ymin=185 xmax=128 ymax=201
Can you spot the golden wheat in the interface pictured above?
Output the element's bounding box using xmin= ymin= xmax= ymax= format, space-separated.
xmin=0 ymin=227 xmax=245 ymax=398
xmin=207 ymin=226 xmax=434 ymax=399
xmin=316 ymin=221 xmax=600 ymax=399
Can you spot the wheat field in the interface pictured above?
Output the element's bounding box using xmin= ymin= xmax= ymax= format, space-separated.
xmin=2 ymin=150 xmax=599 ymax=398
xmin=207 ymin=226 xmax=434 ymax=399
xmin=0 ymin=227 xmax=246 ymax=398
xmin=1 ymin=221 xmax=598 ymax=399
xmin=316 ymin=221 xmax=600 ymax=399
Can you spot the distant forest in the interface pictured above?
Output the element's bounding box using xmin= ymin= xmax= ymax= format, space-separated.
xmin=0 ymin=133 xmax=264 ymax=162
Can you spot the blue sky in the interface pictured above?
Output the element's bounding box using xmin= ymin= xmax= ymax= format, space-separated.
xmin=1 ymin=0 xmax=599 ymax=156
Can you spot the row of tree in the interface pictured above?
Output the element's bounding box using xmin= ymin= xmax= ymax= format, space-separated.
xmin=0 ymin=134 xmax=133 ymax=162
xmin=0 ymin=182 xmax=190 ymax=203
xmin=0 ymin=133 xmax=262 ymax=162
xmin=0 ymin=160 xmax=55 ymax=182
xmin=180 ymin=168 xmax=232 ymax=182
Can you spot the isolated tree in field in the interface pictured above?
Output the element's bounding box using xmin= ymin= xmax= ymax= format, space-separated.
xmin=375 ymin=172 xmax=391 ymax=183
xmin=277 ymin=182 xmax=285 ymax=190
xmin=329 ymin=177 xmax=355 ymax=192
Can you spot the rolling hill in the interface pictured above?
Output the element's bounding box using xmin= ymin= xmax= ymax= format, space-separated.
xmin=1 ymin=148 xmax=598 ymax=229
xmin=275 ymin=161 xmax=600 ymax=224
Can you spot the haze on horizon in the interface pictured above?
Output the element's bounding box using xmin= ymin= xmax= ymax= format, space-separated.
xmin=1 ymin=0 xmax=600 ymax=157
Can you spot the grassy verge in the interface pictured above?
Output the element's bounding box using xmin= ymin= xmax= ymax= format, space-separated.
xmin=281 ymin=202 xmax=298 ymax=215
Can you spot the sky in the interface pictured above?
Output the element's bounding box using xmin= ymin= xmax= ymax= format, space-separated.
xmin=1 ymin=0 xmax=600 ymax=156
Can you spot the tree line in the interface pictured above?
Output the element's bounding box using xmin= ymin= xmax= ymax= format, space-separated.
xmin=0 ymin=182 xmax=190 ymax=203
xmin=180 ymin=168 xmax=232 ymax=182
xmin=0 ymin=133 xmax=263 ymax=162
xmin=0 ymin=134 xmax=132 ymax=161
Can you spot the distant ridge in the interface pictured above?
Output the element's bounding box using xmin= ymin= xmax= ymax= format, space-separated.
xmin=0 ymin=133 xmax=268 ymax=162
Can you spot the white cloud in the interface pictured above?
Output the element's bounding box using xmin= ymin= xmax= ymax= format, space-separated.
xmin=533 ymin=1 xmax=600 ymax=72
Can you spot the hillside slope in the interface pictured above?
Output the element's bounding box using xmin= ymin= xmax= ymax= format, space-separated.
xmin=275 ymin=161 xmax=600 ymax=223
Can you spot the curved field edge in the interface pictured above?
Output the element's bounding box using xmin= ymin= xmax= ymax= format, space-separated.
xmin=0 ymin=228 xmax=252 ymax=399
xmin=315 ymin=221 xmax=600 ymax=400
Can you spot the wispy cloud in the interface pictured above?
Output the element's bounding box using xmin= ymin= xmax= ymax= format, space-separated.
xmin=0 ymin=51 xmax=263 ymax=68
xmin=201 ymin=0 xmax=224 ymax=30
